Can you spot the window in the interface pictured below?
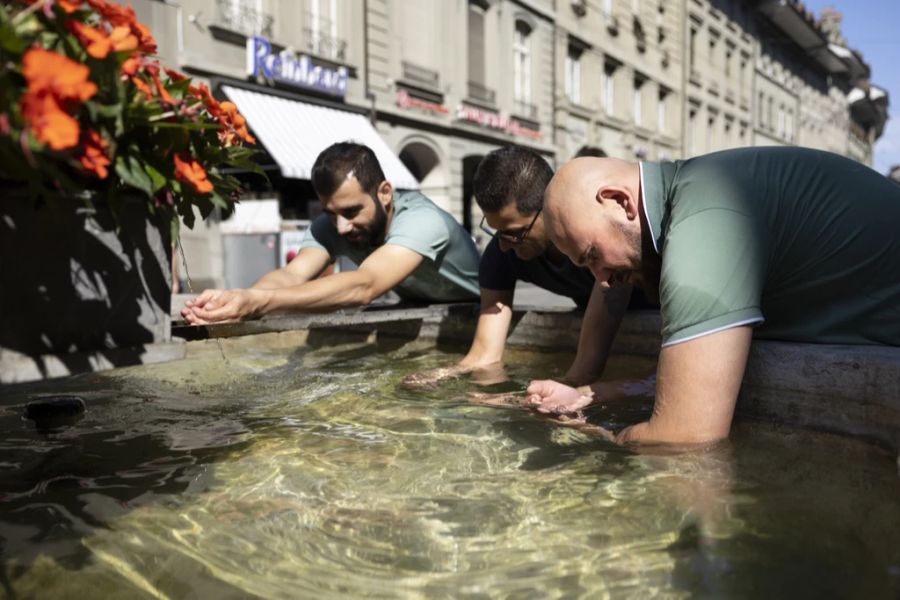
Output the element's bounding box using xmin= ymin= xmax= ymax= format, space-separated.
xmin=777 ymin=105 xmax=785 ymax=137
xmin=604 ymin=62 xmax=616 ymax=115
xmin=767 ymin=97 xmax=774 ymax=131
xmin=657 ymin=89 xmax=667 ymax=133
xmin=786 ymin=109 xmax=794 ymax=142
xmin=633 ymin=77 xmax=644 ymax=126
xmin=468 ymin=1 xmax=487 ymax=89
xmin=565 ymin=44 xmax=582 ymax=103
xmin=632 ymin=0 xmax=640 ymax=15
xmin=603 ymin=0 xmax=613 ymax=17
xmin=309 ymin=0 xmax=338 ymax=59
xmin=513 ymin=21 xmax=532 ymax=104
xmin=706 ymin=114 xmax=715 ymax=151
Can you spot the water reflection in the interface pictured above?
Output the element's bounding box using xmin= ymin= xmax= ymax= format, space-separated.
xmin=0 ymin=337 xmax=897 ymax=598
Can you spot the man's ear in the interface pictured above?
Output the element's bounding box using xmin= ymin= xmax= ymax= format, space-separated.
xmin=377 ymin=180 xmax=393 ymax=206
xmin=596 ymin=185 xmax=638 ymax=220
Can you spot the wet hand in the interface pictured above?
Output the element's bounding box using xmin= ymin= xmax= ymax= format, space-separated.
xmin=181 ymin=288 xmax=269 ymax=325
xmin=525 ymin=379 xmax=595 ymax=415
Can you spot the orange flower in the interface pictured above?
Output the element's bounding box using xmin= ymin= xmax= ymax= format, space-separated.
xmin=20 ymin=90 xmax=80 ymax=150
xmin=58 ymin=0 xmax=82 ymax=11
xmin=190 ymin=82 xmax=222 ymax=118
xmin=174 ymin=153 xmax=213 ymax=194
xmin=120 ymin=55 xmax=140 ymax=76
xmin=149 ymin=68 xmax=175 ymax=104
xmin=22 ymin=47 xmax=97 ymax=102
xmin=87 ymin=0 xmax=136 ymax=27
xmin=78 ymin=129 xmax=110 ymax=178
xmin=131 ymin=75 xmax=153 ymax=100
xmin=218 ymin=101 xmax=256 ymax=144
xmin=66 ymin=19 xmax=113 ymax=59
xmin=109 ymin=25 xmax=138 ymax=52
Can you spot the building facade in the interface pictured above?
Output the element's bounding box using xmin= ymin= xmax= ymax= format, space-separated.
xmin=130 ymin=0 xmax=889 ymax=288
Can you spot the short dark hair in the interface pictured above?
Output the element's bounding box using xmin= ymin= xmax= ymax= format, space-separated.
xmin=574 ymin=145 xmax=608 ymax=158
xmin=473 ymin=145 xmax=553 ymax=214
xmin=311 ymin=142 xmax=386 ymax=199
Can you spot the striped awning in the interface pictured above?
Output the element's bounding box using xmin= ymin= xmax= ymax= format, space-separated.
xmin=222 ymin=85 xmax=419 ymax=190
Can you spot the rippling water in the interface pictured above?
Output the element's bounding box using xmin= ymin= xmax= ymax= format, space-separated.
xmin=1 ymin=334 xmax=898 ymax=598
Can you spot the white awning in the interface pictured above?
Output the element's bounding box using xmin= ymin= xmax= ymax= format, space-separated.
xmin=222 ymin=85 xmax=419 ymax=189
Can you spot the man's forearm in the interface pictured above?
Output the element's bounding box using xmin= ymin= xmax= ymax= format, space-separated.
xmin=564 ymin=284 xmax=631 ymax=385
xmin=263 ymin=270 xmax=378 ymax=313
xmin=251 ymin=267 xmax=308 ymax=290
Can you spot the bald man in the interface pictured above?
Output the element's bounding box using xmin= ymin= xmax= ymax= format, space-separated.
xmin=526 ymin=146 xmax=900 ymax=445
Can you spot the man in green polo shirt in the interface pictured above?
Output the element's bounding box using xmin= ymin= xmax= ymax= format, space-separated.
xmin=526 ymin=146 xmax=900 ymax=444
xmin=182 ymin=142 xmax=479 ymax=324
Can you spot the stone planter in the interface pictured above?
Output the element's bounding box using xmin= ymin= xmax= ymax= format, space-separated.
xmin=0 ymin=190 xmax=184 ymax=384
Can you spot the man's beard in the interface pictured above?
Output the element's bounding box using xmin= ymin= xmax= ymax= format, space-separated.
xmin=345 ymin=197 xmax=388 ymax=249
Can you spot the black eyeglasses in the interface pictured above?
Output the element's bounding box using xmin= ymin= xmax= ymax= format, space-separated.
xmin=479 ymin=208 xmax=542 ymax=244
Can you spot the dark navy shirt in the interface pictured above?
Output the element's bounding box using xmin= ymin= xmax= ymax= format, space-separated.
xmin=478 ymin=238 xmax=595 ymax=307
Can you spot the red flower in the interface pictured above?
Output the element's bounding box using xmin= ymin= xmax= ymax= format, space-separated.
xmin=174 ymin=153 xmax=213 ymax=194
xmin=78 ymin=129 xmax=110 ymax=178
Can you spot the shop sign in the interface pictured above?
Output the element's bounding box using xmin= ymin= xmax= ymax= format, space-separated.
xmin=246 ymin=36 xmax=348 ymax=97
xmin=456 ymin=103 xmax=542 ymax=141
xmin=395 ymin=89 xmax=448 ymax=114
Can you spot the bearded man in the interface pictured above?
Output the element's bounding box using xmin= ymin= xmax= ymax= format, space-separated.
xmin=182 ymin=142 xmax=479 ymax=323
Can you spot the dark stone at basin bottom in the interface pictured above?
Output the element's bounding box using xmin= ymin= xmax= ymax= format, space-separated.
xmin=25 ymin=396 xmax=86 ymax=430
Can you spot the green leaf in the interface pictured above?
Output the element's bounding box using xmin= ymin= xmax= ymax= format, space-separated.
xmin=0 ymin=21 xmax=25 ymax=54
xmin=144 ymin=164 xmax=167 ymax=193
xmin=115 ymin=152 xmax=154 ymax=197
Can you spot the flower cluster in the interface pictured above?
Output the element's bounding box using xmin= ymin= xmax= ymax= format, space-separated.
xmin=0 ymin=0 xmax=262 ymax=234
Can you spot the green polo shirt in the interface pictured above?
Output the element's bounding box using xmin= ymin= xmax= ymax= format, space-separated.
xmin=640 ymin=147 xmax=900 ymax=346
xmin=300 ymin=190 xmax=480 ymax=302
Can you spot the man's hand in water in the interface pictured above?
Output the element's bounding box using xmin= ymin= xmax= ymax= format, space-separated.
xmin=525 ymin=379 xmax=595 ymax=415
xmin=181 ymin=288 xmax=271 ymax=325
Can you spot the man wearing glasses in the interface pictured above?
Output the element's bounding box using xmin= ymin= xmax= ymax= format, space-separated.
xmin=405 ymin=145 xmax=637 ymax=388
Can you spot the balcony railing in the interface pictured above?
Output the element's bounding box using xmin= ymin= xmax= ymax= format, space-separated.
xmin=513 ymin=99 xmax=538 ymax=120
xmin=304 ymin=13 xmax=347 ymax=62
xmin=215 ymin=0 xmax=274 ymax=38
xmin=467 ymin=81 xmax=496 ymax=105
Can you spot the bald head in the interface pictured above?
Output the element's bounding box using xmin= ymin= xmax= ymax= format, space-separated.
xmin=544 ymin=157 xmax=643 ymax=283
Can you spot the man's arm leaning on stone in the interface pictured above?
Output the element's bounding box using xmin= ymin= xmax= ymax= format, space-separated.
xmin=182 ymin=243 xmax=424 ymax=324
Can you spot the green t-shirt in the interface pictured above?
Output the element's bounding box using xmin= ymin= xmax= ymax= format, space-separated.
xmin=641 ymin=147 xmax=900 ymax=347
xmin=300 ymin=190 xmax=480 ymax=302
